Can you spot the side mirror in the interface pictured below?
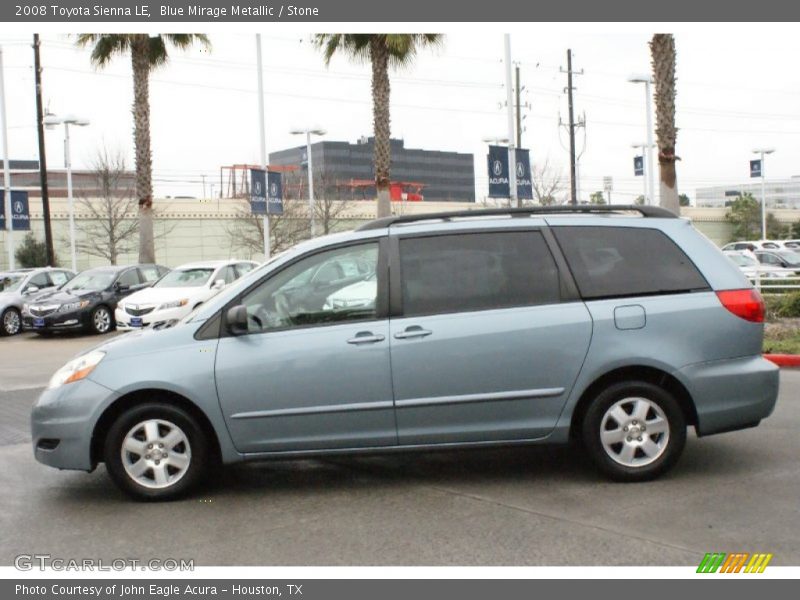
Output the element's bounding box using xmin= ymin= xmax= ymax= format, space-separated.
xmin=115 ymin=282 xmax=130 ymax=293
xmin=23 ymin=285 xmax=39 ymax=296
xmin=226 ymin=305 xmax=249 ymax=336
xmin=212 ymin=279 xmax=226 ymax=290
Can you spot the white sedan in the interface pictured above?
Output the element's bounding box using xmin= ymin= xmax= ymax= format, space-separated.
xmin=724 ymin=251 xmax=794 ymax=279
xmin=115 ymin=260 xmax=258 ymax=330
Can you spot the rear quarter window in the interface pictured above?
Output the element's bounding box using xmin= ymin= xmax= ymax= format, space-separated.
xmin=552 ymin=226 xmax=709 ymax=299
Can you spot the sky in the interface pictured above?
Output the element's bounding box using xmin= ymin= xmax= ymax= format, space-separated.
xmin=1 ymin=25 xmax=799 ymax=203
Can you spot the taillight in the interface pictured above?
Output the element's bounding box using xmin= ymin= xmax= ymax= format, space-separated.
xmin=716 ymin=289 xmax=765 ymax=323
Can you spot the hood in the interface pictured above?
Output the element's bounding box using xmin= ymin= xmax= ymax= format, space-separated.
xmin=121 ymin=286 xmax=207 ymax=306
xmin=29 ymin=288 xmax=100 ymax=305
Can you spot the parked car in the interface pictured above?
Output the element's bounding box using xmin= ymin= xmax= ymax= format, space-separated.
xmin=115 ymin=260 xmax=258 ymax=331
xmin=722 ymin=240 xmax=784 ymax=251
xmin=31 ymin=205 xmax=779 ymax=500
xmin=22 ymin=264 xmax=168 ymax=335
xmin=0 ymin=267 xmax=75 ymax=336
xmin=724 ymin=250 xmax=794 ymax=279
xmin=755 ymin=249 xmax=800 ymax=274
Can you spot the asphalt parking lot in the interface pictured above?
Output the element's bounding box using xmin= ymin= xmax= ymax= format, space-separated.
xmin=0 ymin=331 xmax=798 ymax=566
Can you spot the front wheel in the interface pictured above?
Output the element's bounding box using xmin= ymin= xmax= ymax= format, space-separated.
xmin=90 ymin=305 xmax=113 ymax=334
xmin=103 ymin=403 xmax=209 ymax=501
xmin=1 ymin=308 xmax=21 ymax=336
xmin=582 ymin=381 xmax=686 ymax=482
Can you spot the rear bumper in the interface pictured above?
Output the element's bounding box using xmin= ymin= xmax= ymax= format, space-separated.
xmin=677 ymin=355 xmax=779 ymax=437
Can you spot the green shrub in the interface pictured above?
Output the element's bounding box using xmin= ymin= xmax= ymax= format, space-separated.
xmin=14 ymin=232 xmax=55 ymax=268
xmin=775 ymin=292 xmax=800 ymax=319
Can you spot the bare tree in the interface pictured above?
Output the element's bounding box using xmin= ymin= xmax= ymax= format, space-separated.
xmin=529 ymin=159 xmax=566 ymax=206
xmin=73 ymin=149 xmax=139 ymax=264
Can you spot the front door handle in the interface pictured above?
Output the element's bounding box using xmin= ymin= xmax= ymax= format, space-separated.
xmin=347 ymin=332 xmax=386 ymax=345
xmin=394 ymin=326 xmax=432 ymax=340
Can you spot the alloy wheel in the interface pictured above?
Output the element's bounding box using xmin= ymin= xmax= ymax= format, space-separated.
xmin=120 ymin=419 xmax=192 ymax=489
xmin=599 ymin=396 xmax=670 ymax=468
xmin=2 ymin=309 xmax=21 ymax=335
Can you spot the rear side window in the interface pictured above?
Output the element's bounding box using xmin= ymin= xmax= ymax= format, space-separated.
xmin=553 ymin=226 xmax=708 ymax=299
xmin=400 ymin=231 xmax=560 ymax=317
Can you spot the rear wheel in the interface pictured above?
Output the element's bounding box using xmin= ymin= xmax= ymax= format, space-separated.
xmin=103 ymin=403 xmax=209 ymax=501
xmin=581 ymin=380 xmax=686 ymax=482
xmin=1 ymin=308 xmax=21 ymax=336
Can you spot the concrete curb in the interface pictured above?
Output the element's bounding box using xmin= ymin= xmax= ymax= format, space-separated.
xmin=764 ymin=354 xmax=800 ymax=368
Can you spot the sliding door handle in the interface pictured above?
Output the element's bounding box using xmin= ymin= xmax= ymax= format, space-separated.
xmin=394 ymin=326 xmax=432 ymax=340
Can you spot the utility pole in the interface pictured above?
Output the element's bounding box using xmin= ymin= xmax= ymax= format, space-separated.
xmin=515 ymin=64 xmax=522 ymax=149
xmin=0 ymin=45 xmax=13 ymax=270
xmin=504 ymin=35 xmax=518 ymax=208
xmin=255 ymin=34 xmax=270 ymax=260
xmin=33 ymin=35 xmax=55 ymax=266
xmin=561 ymin=49 xmax=582 ymax=205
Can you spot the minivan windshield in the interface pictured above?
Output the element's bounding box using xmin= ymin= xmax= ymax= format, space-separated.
xmin=63 ymin=271 xmax=116 ymax=292
xmin=155 ymin=268 xmax=214 ymax=288
xmin=0 ymin=274 xmax=25 ymax=293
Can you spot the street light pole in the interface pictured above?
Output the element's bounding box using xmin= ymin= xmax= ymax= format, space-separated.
xmin=628 ymin=75 xmax=655 ymax=206
xmin=0 ymin=45 xmax=14 ymax=270
xmin=44 ymin=114 xmax=89 ymax=273
xmin=64 ymin=122 xmax=77 ymax=272
xmin=305 ymin=130 xmax=315 ymax=237
xmin=753 ymin=148 xmax=775 ymax=240
xmin=255 ymin=34 xmax=270 ymax=260
xmin=503 ymin=34 xmax=518 ymax=208
xmin=290 ymin=127 xmax=325 ymax=237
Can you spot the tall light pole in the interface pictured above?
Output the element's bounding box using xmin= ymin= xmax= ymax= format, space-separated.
xmin=0 ymin=44 xmax=13 ymax=270
xmin=753 ymin=148 xmax=775 ymax=240
xmin=290 ymin=127 xmax=326 ymax=237
xmin=503 ymin=35 xmax=518 ymax=207
xmin=44 ymin=114 xmax=89 ymax=272
xmin=255 ymin=34 xmax=270 ymax=260
xmin=628 ymin=75 xmax=655 ymax=206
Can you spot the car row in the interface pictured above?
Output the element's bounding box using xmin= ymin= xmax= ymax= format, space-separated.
xmin=722 ymin=239 xmax=800 ymax=251
xmin=1 ymin=259 xmax=258 ymax=337
xmin=723 ymin=251 xmax=796 ymax=279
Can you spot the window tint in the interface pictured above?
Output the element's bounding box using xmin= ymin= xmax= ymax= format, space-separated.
xmin=49 ymin=271 xmax=70 ymax=287
xmin=140 ymin=266 xmax=163 ymax=282
xmin=400 ymin=231 xmax=560 ymax=317
xmin=552 ymin=226 xmax=708 ymax=299
xmin=235 ymin=262 xmax=255 ymax=278
xmin=239 ymin=243 xmax=380 ymax=333
xmin=29 ymin=273 xmax=51 ymax=289
xmin=218 ymin=266 xmax=236 ymax=285
xmin=117 ymin=269 xmax=141 ymax=288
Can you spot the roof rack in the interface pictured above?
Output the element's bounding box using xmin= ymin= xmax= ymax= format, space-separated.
xmin=356 ymin=204 xmax=677 ymax=231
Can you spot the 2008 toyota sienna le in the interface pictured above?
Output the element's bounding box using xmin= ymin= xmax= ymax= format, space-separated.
xmin=31 ymin=206 xmax=780 ymax=500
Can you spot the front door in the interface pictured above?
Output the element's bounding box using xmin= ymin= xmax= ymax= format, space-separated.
xmin=215 ymin=240 xmax=396 ymax=453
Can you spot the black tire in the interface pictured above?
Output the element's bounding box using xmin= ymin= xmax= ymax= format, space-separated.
xmin=89 ymin=305 xmax=113 ymax=335
xmin=1 ymin=308 xmax=21 ymax=336
xmin=103 ymin=402 xmax=209 ymax=501
xmin=581 ymin=380 xmax=686 ymax=482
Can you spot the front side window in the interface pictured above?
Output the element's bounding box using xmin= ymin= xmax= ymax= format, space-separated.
xmin=238 ymin=243 xmax=380 ymax=333
xmin=49 ymin=271 xmax=71 ymax=287
xmin=399 ymin=231 xmax=561 ymax=317
xmin=117 ymin=269 xmax=141 ymax=288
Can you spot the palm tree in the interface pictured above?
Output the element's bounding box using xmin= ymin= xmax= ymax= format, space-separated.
xmin=75 ymin=34 xmax=211 ymax=262
xmin=650 ymin=33 xmax=680 ymax=215
xmin=314 ymin=34 xmax=443 ymax=218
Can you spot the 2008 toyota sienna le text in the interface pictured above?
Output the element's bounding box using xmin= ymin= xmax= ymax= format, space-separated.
xmin=31 ymin=206 xmax=780 ymax=500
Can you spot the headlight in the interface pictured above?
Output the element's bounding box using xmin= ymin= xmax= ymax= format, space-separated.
xmin=158 ymin=299 xmax=189 ymax=310
xmin=48 ymin=351 xmax=106 ymax=390
xmin=59 ymin=300 xmax=90 ymax=313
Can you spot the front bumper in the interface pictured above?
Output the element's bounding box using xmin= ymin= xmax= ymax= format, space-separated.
xmin=678 ymin=355 xmax=779 ymax=436
xmin=31 ymin=378 xmax=118 ymax=471
xmin=115 ymin=305 xmax=189 ymax=331
xmin=22 ymin=310 xmax=89 ymax=332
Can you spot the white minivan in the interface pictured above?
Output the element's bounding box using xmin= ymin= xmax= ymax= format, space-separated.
xmin=115 ymin=260 xmax=258 ymax=330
